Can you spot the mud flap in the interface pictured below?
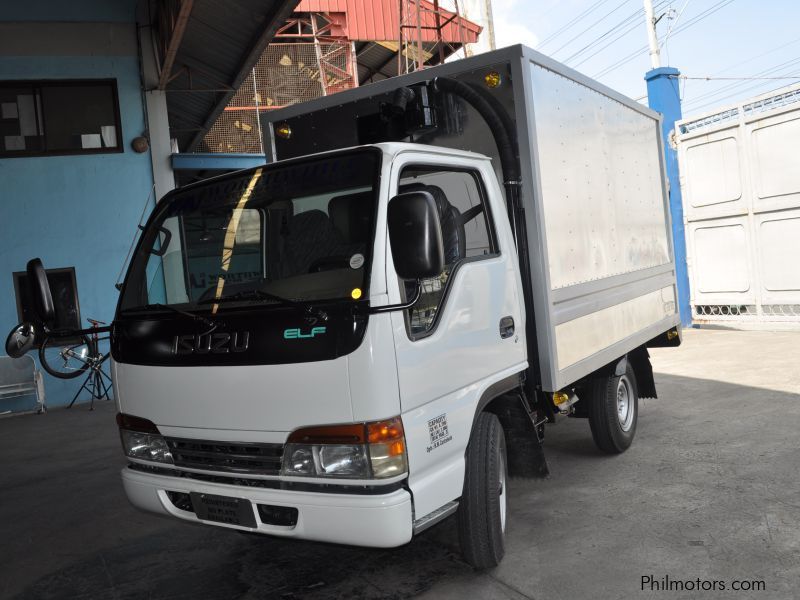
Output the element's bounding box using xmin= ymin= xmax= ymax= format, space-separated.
xmin=520 ymin=391 xmax=550 ymax=478
xmin=504 ymin=391 xmax=550 ymax=478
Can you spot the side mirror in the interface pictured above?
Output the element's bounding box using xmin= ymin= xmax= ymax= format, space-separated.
xmin=26 ymin=258 xmax=55 ymax=325
xmin=387 ymin=191 xmax=444 ymax=280
xmin=5 ymin=322 xmax=36 ymax=358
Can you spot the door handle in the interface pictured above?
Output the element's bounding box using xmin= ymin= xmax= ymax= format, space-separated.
xmin=499 ymin=316 xmax=515 ymax=339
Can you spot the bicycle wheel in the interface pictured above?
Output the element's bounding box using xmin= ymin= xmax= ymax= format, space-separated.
xmin=39 ymin=334 xmax=92 ymax=379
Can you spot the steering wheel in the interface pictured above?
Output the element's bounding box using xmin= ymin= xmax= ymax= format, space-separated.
xmin=308 ymin=256 xmax=352 ymax=273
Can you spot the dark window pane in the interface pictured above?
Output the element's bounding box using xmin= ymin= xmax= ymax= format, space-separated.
xmin=41 ymin=84 xmax=118 ymax=151
xmin=0 ymin=84 xmax=43 ymax=154
xmin=398 ymin=167 xmax=497 ymax=337
xmin=0 ymin=80 xmax=120 ymax=157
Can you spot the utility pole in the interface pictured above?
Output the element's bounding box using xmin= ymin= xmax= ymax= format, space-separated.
xmin=643 ymin=0 xmax=661 ymax=69
xmin=643 ymin=0 xmax=690 ymax=326
xmin=483 ymin=0 xmax=496 ymax=51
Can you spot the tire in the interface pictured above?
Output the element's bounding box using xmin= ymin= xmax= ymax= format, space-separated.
xmin=39 ymin=334 xmax=92 ymax=379
xmin=588 ymin=362 xmax=638 ymax=454
xmin=457 ymin=412 xmax=508 ymax=569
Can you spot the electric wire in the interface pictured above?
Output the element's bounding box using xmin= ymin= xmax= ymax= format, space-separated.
xmin=687 ymin=77 xmax=800 ymax=114
xmin=529 ymin=0 xmax=567 ymax=23
xmin=684 ymin=55 xmax=800 ymax=106
xmin=683 ymin=58 xmax=800 ymax=112
xmin=661 ymin=0 xmax=691 ymax=64
xmin=550 ymin=0 xmax=634 ymax=58
xmin=537 ymin=0 xmax=614 ymax=49
xmin=566 ymin=0 xmax=670 ymax=67
xmin=713 ymin=36 xmax=800 ymax=76
xmin=679 ymin=36 xmax=800 ymax=111
xmin=592 ymin=0 xmax=736 ymax=78
xmin=595 ymin=0 xmax=734 ymax=76
xmin=660 ymin=0 xmax=691 ymax=49
xmin=680 ymin=75 xmax=800 ymax=81
xmin=568 ymin=16 xmax=645 ymax=67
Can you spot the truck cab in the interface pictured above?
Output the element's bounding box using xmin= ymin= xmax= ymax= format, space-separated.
xmin=114 ymin=142 xmax=526 ymax=564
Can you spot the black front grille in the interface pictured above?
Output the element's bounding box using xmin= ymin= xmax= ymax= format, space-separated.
xmin=167 ymin=490 xmax=194 ymax=512
xmin=165 ymin=437 xmax=284 ymax=475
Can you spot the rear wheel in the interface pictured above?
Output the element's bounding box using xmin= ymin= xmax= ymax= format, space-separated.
xmin=457 ymin=412 xmax=507 ymax=569
xmin=588 ymin=362 xmax=638 ymax=454
xmin=39 ymin=335 xmax=91 ymax=379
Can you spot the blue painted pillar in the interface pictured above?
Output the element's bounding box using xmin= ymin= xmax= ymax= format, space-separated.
xmin=645 ymin=66 xmax=691 ymax=326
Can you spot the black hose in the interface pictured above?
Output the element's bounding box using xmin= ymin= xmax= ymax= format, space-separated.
xmin=432 ymin=77 xmax=520 ymax=184
xmin=466 ymin=82 xmax=518 ymax=154
xmin=391 ymin=86 xmax=417 ymax=115
xmin=432 ymin=77 xmax=541 ymax=400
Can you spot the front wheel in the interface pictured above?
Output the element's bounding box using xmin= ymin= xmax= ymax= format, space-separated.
xmin=39 ymin=334 xmax=92 ymax=379
xmin=457 ymin=412 xmax=508 ymax=569
xmin=588 ymin=362 xmax=639 ymax=454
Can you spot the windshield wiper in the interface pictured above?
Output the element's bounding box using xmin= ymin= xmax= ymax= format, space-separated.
xmin=199 ymin=289 xmax=328 ymax=321
xmin=125 ymin=303 xmax=219 ymax=332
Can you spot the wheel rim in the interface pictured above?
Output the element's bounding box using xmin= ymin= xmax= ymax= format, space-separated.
xmin=42 ymin=342 xmax=89 ymax=375
xmin=616 ymin=376 xmax=635 ymax=432
xmin=498 ymin=449 xmax=507 ymax=532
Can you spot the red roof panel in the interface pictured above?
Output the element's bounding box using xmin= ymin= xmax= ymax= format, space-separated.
xmin=296 ymin=0 xmax=480 ymax=43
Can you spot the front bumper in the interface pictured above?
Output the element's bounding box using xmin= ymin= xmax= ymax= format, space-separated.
xmin=121 ymin=466 xmax=413 ymax=548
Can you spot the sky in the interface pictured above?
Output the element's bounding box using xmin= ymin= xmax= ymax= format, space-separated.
xmin=462 ymin=0 xmax=800 ymax=118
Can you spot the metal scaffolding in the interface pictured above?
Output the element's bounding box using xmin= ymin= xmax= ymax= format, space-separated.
xmin=398 ymin=0 xmax=469 ymax=74
xmin=203 ymin=40 xmax=357 ymax=153
xmin=201 ymin=1 xmax=480 ymax=153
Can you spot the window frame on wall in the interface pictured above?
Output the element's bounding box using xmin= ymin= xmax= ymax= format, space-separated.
xmin=396 ymin=164 xmax=500 ymax=341
xmin=0 ymin=79 xmax=123 ymax=158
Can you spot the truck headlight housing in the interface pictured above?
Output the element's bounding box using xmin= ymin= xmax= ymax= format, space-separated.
xmin=116 ymin=413 xmax=173 ymax=464
xmin=282 ymin=417 xmax=407 ymax=479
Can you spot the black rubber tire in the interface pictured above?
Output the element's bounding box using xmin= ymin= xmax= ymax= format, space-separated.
xmin=39 ymin=334 xmax=91 ymax=379
xmin=457 ymin=412 xmax=508 ymax=569
xmin=588 ymin=362 xmax=639 ymax=454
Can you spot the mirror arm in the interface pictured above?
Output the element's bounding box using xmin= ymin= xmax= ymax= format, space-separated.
xmin=368 ymin=280 xmax=421 ymax=314
xmin=150 ymin=226 xmax=172 ymax=257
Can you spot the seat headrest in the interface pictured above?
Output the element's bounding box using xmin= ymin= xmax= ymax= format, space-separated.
xmin=289 ymin=209 xmax=332 ymax=231
xmin=328 ymin=191 xmax=373 ymax=243
xmin=398 ymin=183 xmax=450 ymax=216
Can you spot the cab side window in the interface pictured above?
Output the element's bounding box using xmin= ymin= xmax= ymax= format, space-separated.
xmin=397 ymin=166 xmax=497 ymax=338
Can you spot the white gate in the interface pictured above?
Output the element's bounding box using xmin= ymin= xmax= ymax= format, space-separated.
xmin=676 ymin=84 xmax=800 ymax=325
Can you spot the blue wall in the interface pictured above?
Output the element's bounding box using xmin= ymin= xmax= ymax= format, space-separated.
xmin=3 ymin=0 xmax=136 ymax=22
xmin=0 ymin=17 xmax=155 ymax=410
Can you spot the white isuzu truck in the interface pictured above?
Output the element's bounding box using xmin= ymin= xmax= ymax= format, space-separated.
xmin=17 ymin=46 xmax=682 ymax=568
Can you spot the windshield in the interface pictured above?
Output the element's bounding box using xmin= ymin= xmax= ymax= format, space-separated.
xmin=119 ymin=149 xmax=380 ymax=315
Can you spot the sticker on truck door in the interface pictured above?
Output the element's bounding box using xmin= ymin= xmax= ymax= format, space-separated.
xmin=426 ymin=413 xmax=453 ymax=453
xmin=349 ymin=253 xmax=365 ymax=269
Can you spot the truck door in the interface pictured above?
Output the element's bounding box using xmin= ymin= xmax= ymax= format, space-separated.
xmin=387 ymin=156 xmax=527 ymax=520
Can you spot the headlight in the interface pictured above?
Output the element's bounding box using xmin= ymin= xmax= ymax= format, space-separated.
xmin=120 ymin=430 xmax=174 ymax=464
xmin=283 ymin=443 xmax=369 ymax=478
xmin=116 ymin=413 xmax=173 ymax=464
xmin=282 ymin=417 xmax=407 ymax=479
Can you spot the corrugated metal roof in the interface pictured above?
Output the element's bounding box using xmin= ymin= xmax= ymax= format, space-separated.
xmin=354 ymin=39 xmax=465 ymax=84
xmin=296 ymin=0 xmax=480 ymax=42
xmin=164 ymin=0 xmax=300 ymax=151
xmin=355 ymin=41 xmax=402 ymax=82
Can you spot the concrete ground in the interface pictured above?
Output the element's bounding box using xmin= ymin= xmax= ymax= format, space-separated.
xmin=1 ymin=328 xmax=799 ymax=600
